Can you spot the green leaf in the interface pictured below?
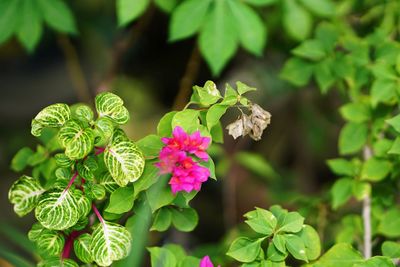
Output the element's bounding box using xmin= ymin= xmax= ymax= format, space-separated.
xmin=378 ymin=208 xmax=400 ymax=238
xmin=36 ymin=229 xmax=64 ymax=256
xmin=27 ymin=145 xmax=48 ymax=166
xmin=371 ymin=79 xmax=397 ymax=107
xmin=267 ymin=241 xmax=288 ymax=262
xmin=235 ymin=152 xmax=279 ymax=180
xmin=276 ymin=212 xmax=304 ymax=233
xmin=338 ymin=122 xmax=368 ymax=155
xmin=74 ymin=233 xmax=92 ymax=263
xmin=226 ymin=237 xmax=264 ymax=263
xmin=8 ymin=175 xmax=45 ymax=217
xmin=104 ymin=129 xmax=145 ymax=186
xmin=133 ymin=159 xmax=160 ymax=197
xmin=171 ymin=109 xmax=200 ymax=131
xmin=314 ymin=59 xmax=335 ymax=93
xmin=35 ymin=187 xmax=86 ymax=230
xmin=90 ymin=221 xmax=132 ymax=266
xmin=382 ymin=241 xmax=400 ymax=258
xmin=298 ymin=0 xmax=335 ymax=17
xmin=95 ymin=92 xmax=130 ymax=125
xmin=84 ymin=183 xmax=106 ymax=200
xmin=199 ymin=0 xmax=238 ymax=75
xmin=283 ymin=0 xmax=312 ymax=40
xmin=16 ymin=0 xmax=42 ymax=52
xmin=38 ymin=257 xmax=78 ymax=267
xmin=28 ymin=223 xmax=45 ymax=242
xmin=313 ymin=243 xmax=363 ymax=267
xmin=11 ymin=147 xmax=34 ymax=172
xmin=280 ymin=57 xmax=314 ymax=87
xmin=243 ymin=0 xmax=278 ymax=6
xmin=273 ymin=234 xmax=287 ymax=253
xmin=148 ymin=247 xmax=177 ymax=267
xmin=340 ymin=103 xmax=371 ymax=123
xmin=361 ymin=158 xmax=392 ymax=182
xmin=331 ymin=178 xmax=353 ymax=210
xmin=58 ymin=120 xmax=94 ymax=160
xmin=206 ymin=104 xmax=229 ymax=131
xmin=31 ymin=103 xmax=71 ymax=137
xmin=228 ymin=1 xmax=266 ymax=56
xmin=73 ymin=104 xmax=94 ymax=123
xmin=77 ymin=157 xmax=98 ymax=181
xmin=151 ymin=207 xmax=172 ymax=232
xmin=98 ymin=172 xmax=118 ymax=193
xmin=146 ymin=175 xmax=175 ymax=212
xmin=117 ymin=0 xmax=150 ymax=26
xmin=297 ymin=225 xmax=321 ymax=260
xmin=54 ymin=153 xmax=74 ymax=168
xmin=292 ymin=39 xmax=326 ymax=61
xmin=386 ymin=114 xmax=400 ymax=133
xmin=105 ymin=186 xmax=135 ymax=214
xmin=169 ymin=0 xmax=211 ymax=41
xmin=171 ymin=207 xmax=198 ymax=232
xmin=37 ymin=0 xmax=77 ymax=34
xmin=157 ymin=111 xmax=177 ymax=137
xmin=352 ymin=181 xmax=371 ymax=201
xmin=0 ymin=0 xmax=19 ymax=45
xmin=285 ymin=234 xmax=308 ymax=262
xmin=179 ymin=256 xmax=201 ymax=267
xmin=244 ymin=207 xmax=277 ymax=236
xmin=353 ymin=256 xmax=395 ymax=267
xmin=327 ymin=158 xmax=355 ymax=176
xmin=136 ymin=134 xmax=164 ymax=158
xmin=154 ymin=0 xmax=178 ymax=13
xmin=388 ymin=137 xmax=400 ymax=154
xmin=94 ymin=117 xmax=114 ymax=145
xmin=192 ymin=80 xmax=222 ymax=106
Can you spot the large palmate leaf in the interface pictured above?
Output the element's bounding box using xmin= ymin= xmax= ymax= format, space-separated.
xmin=95 ymin=92 xmax=130 ymax=125
xmin=74 ymin=233 xmax=93 ymax=263
xmin=36 ymin=229 xmax=65 ymax=256
xmin=8 ymin=175 xmax=45 ymax=217
xmin=31 ymin=103 xmax=71 ymax=136
xmin=35 ymin=188 xmax=86 ymax=230
xmin=104 ymin=130 xmax=145 ymax=186
xmin=38 ymin=257 xmax=79 ymax=267
xmin=58 ymin=120 xmax=94 ymax=160
xmin=90 ymin=221 xmax=132 ymax=266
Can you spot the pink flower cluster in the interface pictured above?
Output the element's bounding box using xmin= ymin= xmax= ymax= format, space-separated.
xmin=156 ymin=126 xmax=211 ymax=194
xmin=200 ymin=256 xmax=220 ymax=267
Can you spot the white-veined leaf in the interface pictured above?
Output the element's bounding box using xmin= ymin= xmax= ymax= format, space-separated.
xmin=31 ymin=103 xmax=71 ymax=136
xmin=74 ymin=233 xmax=93 ymax=263
xmin=35 ymin=187 xmax=86 ymax=230
xmin=8 ymin=175 xmax=45 ymax=217
xmin=38 ymin=257 xmax=79 ymax=267
xmin=90 ymin=221 xmax=132 ymax=266
xmin=104 ymin=129 xmax=145 ymax=186
xmin=37 ymin=229 xmax=65 ymax=256
xmin=95 ymin=92 xmax=130 ymax=125
xmin=28 ymin=223 xmax=45 ymax=242
xmin=98 ymin=172 xmax=119 ymax=193
xmin=58 ymin=120 xmax=94 ymax=160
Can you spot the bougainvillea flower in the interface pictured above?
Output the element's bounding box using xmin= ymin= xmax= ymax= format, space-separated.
xmin=199 ymin=256 xmax=220 ymax=267
xmin=156 ymin=126 xmax=211 ymax=194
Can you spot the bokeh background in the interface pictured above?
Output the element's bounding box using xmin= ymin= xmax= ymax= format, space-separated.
xmin=0 ymin=1 xmax=349 ymax=266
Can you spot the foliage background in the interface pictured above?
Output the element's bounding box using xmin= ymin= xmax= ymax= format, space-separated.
xmin=0 ymin=0 xmax=356 ymax=266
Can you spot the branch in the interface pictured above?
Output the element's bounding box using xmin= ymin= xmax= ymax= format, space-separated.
xmin=172 ymin=44 xmax=201 ymax=110
xmin=57 ymin=35 xmax=92 ymax=103
xmin=362 ymin=145 xmax=372 ymax=259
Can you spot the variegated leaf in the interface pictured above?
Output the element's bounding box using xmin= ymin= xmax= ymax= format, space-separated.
xmin=74 ymin=233 xmax=93 ymax=263
xmin=31 ymin=103 xmax=71 ymax=136
xmin=97 ymin=172 xmax=118 ymax=193
xmin=94 ymin=117 xmax=114 ymax=144
xmin=38 ymin=257 xmax=79 ymax=267
xmin=90 ymin=221 xmax=131 ymax=266
xmin=37 ymin=229 xmax=65 ymax=256
xmin=104 ymin=130 xmax=145 ymax=186
xmin=35 ymin=188 xmax=85 ymax=230
xmin=95 ymin=92 xmax=129 ymax=124
xmin=8 ymin=175 xmax=45 ymax=217
xmin=74 ymin=104 xmax=94 ymax=123
xmin=77 ymin=156 xmax=98 ymax=181
xmin=58 ymin=120 xmax=94 ymax=160
xmin=28 ymin=223 xmax=45 ymax=242
xmin=84 ymin=183 xmax=106 ymax=200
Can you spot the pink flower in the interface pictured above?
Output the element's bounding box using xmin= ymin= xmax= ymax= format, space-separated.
xmin=156 ymin=126 xmax=211 ymax=194
xmin=200 ymin=256 xmax=220 ymax=267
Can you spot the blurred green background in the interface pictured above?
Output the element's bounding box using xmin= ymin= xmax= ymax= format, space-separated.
xmin=0 ymin=0 xmax=349 ymax=266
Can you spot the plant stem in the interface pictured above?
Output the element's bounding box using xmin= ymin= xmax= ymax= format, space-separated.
xmin=65 ymin=172 xmax=79 ymax=191
xmin=92 ymin=203 xmax=104 ymax=224
xmin=95 ymin=146 xmax=106 ymax=155
xmin=362 ymin=145 xmax=372 ymax=259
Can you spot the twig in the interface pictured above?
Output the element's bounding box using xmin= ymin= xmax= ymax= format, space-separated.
xmin=57 ymin=35 xmax=92 ymax=103
xmin=172 ymin=44 xmax=201 ymax=110
xmin=362 ymin=145 xmax=372 ymax=259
